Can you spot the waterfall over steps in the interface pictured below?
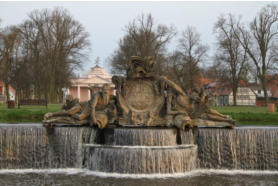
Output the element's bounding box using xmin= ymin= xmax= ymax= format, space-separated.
xmin=83 ymin=128 xmax=197 ymax=174
xmin=102 ymin=128 xmax=178 ymax=146
xmin=0 ymin=124 xmax=277 ymax=173
xmin=194 ymin=127 xmax=278 ymax=170
xmin=0 ymin=124 xmax=99 ymax=169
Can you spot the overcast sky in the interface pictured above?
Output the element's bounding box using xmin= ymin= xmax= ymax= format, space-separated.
xmin=0 ymin=1 xmax=274 ymax=75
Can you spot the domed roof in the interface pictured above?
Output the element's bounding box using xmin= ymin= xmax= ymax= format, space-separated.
xmin=82 ymin=65 xmax=111 ymax=79
xmin=71 ymin=65 xmax=113 ymax=86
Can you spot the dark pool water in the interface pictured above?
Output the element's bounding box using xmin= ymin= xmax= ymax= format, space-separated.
xmin=0 ymin=169 xmax=277 ymax=186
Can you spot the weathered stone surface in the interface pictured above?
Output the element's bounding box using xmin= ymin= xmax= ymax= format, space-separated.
xmin=113 ymin=56 xmax=236 ymax=128
xmin=43 ymin=84 xmax=117 ymax=129
xmin=192 ymin=119 xmax=235 ymax=128
xmin=116 ymin=78 xmax=165 ymax=126
xmin=43 ymin=56 xmax=236 ymax=129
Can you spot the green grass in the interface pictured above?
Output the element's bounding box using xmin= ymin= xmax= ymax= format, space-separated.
xmin=212 ymin=106 xmax=269 ymax=113
xmin=0 ymin=104 xmax=278 ymax=126
xmin=213 ymin=106 xmax=278 ymax=125
xmin=0 ymin=104 xmax=62 ymax=123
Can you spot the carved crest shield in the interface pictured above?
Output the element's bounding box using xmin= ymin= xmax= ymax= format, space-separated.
xmin=113 ymin=56 xmax=165 ymax=126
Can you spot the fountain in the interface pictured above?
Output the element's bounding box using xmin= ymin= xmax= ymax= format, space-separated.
xmin=42 ymin=56 xmax=236 ymax=174
xmin=0 ymin=56 xmax=277 ymax=185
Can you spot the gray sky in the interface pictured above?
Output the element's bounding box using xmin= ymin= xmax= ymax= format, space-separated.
xmin=0 ymin=1 xmax=274 ymax=74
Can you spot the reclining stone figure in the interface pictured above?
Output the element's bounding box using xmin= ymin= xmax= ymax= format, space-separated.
xmin=191 ymin=86 xmax=235 ymax=125
xmin=160 ymin=76 xmax=235 ymax=129
xmin=43 ymin=84 xmax=117 ymax=128
xmin=43 ymin=95 xmax=90 ymax=126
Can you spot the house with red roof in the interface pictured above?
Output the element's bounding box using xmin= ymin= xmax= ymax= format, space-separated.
xmin=206 ymin=80 xmax=256 ymax=106
xmin=0 ymin=81 xmax=16 ymax=103
xmin=249 ymin=74 xmax=278 ymax=106
xmin=206 ymin=74 xmax=278 ymax=106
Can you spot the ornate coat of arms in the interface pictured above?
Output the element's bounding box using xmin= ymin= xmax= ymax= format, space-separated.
xmin=113 ymin=56 xmax=165 ymax=126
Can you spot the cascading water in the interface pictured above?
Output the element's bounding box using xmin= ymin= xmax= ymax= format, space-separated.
xmin=102 ymin=128 xmax=178 ymax=146
xmin=195 ymin=127 xmax=278 ymax=170
xmin=0 ymin=124 xmax=98 ymax=169
xmin=180 ymin=128 xmax=196 ymax=144
xmin=84 ymin=127 xmax=198 ymax=174
xmin=0 ymin=124 xmax=278 ymax=174
xmin=84 ymin=144 xmax=197 ymax=174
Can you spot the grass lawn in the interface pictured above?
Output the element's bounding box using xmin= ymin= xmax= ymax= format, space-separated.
xmin=0 ymin=103 xmax=278 ymax=126
xmin=0 ymin=104 xmax=62 ymax=123
xmin=213 ymin=106 xmax=278 ymax=125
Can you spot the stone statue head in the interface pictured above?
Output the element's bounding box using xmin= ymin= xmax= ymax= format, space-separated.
xmin=127 ymin=56 xmax=155 ymax=78
xmin=102 ymin=84 xmax=111 ymax=104
xmin=112 ymin=76 xmax=123 ymax=91
xmin=102 ymin=84 xmax=110 ymax=95
xmin=62 ymin=95 xmax=79 ymax=110
xmin=65 ymin=95 xmax=74 ymax=101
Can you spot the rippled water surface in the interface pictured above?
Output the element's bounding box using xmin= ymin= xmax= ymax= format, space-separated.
xmin=0 ymin=169 xmax=277 ymax=186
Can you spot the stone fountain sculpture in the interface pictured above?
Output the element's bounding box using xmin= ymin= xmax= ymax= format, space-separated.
xmin=43 ymin=56 xmax=235 ymax=129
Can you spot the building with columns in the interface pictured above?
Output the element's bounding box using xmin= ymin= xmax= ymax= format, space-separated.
xmin=67 ymin=65 xmax=114 ymax=102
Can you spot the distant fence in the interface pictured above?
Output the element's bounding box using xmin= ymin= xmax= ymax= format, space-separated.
xmin=256 ymin=97 xmax=278 ymax=107
xmin=18 ymin=99 xmax=48 ymax=109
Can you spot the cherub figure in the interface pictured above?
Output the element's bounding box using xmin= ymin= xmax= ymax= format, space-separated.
xmin=90 ymin=84 xmax=117 ymax=129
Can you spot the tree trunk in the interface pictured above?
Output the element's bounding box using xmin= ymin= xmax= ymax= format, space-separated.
xmin=49 ymin=72 xmax=57 ymax=103
xmin=15 ymin=88 xmax=18 ymax=105
xmin=232 ymin=87 xmax=237 ymax=106
xmin=4 ymin=81 xmax=10 ymax=102
xmin=261 ymin=76 xmax=269 ymax=105
xmin=262 ymin=84 xmax=269 ymax=106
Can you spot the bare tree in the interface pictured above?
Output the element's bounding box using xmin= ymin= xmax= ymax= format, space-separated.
xmin=0 ymin=26 xmax=21 ymax=102
xmin=19 ymin=7 xmax=90 ymax=102
xmin=171 ymin=26 xmax=208 ymax=90
xmin=231 ymin=4 xmax=278 ymax=104
xmin=201 ymin=61 xmax=230 ymax=82
xmin=214 ymin=14 xmax=249 ymax=105
xmin=110 ymin=13 xmax=176 ymax=75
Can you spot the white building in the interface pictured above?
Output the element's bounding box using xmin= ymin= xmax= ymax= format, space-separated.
xmin=66 ymin=66 xmax=114 ymax=102
xmin=210 ymin=82 xmax=257 ymax=106
xmin=228 ymin=87 xmax=256 ymax=106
